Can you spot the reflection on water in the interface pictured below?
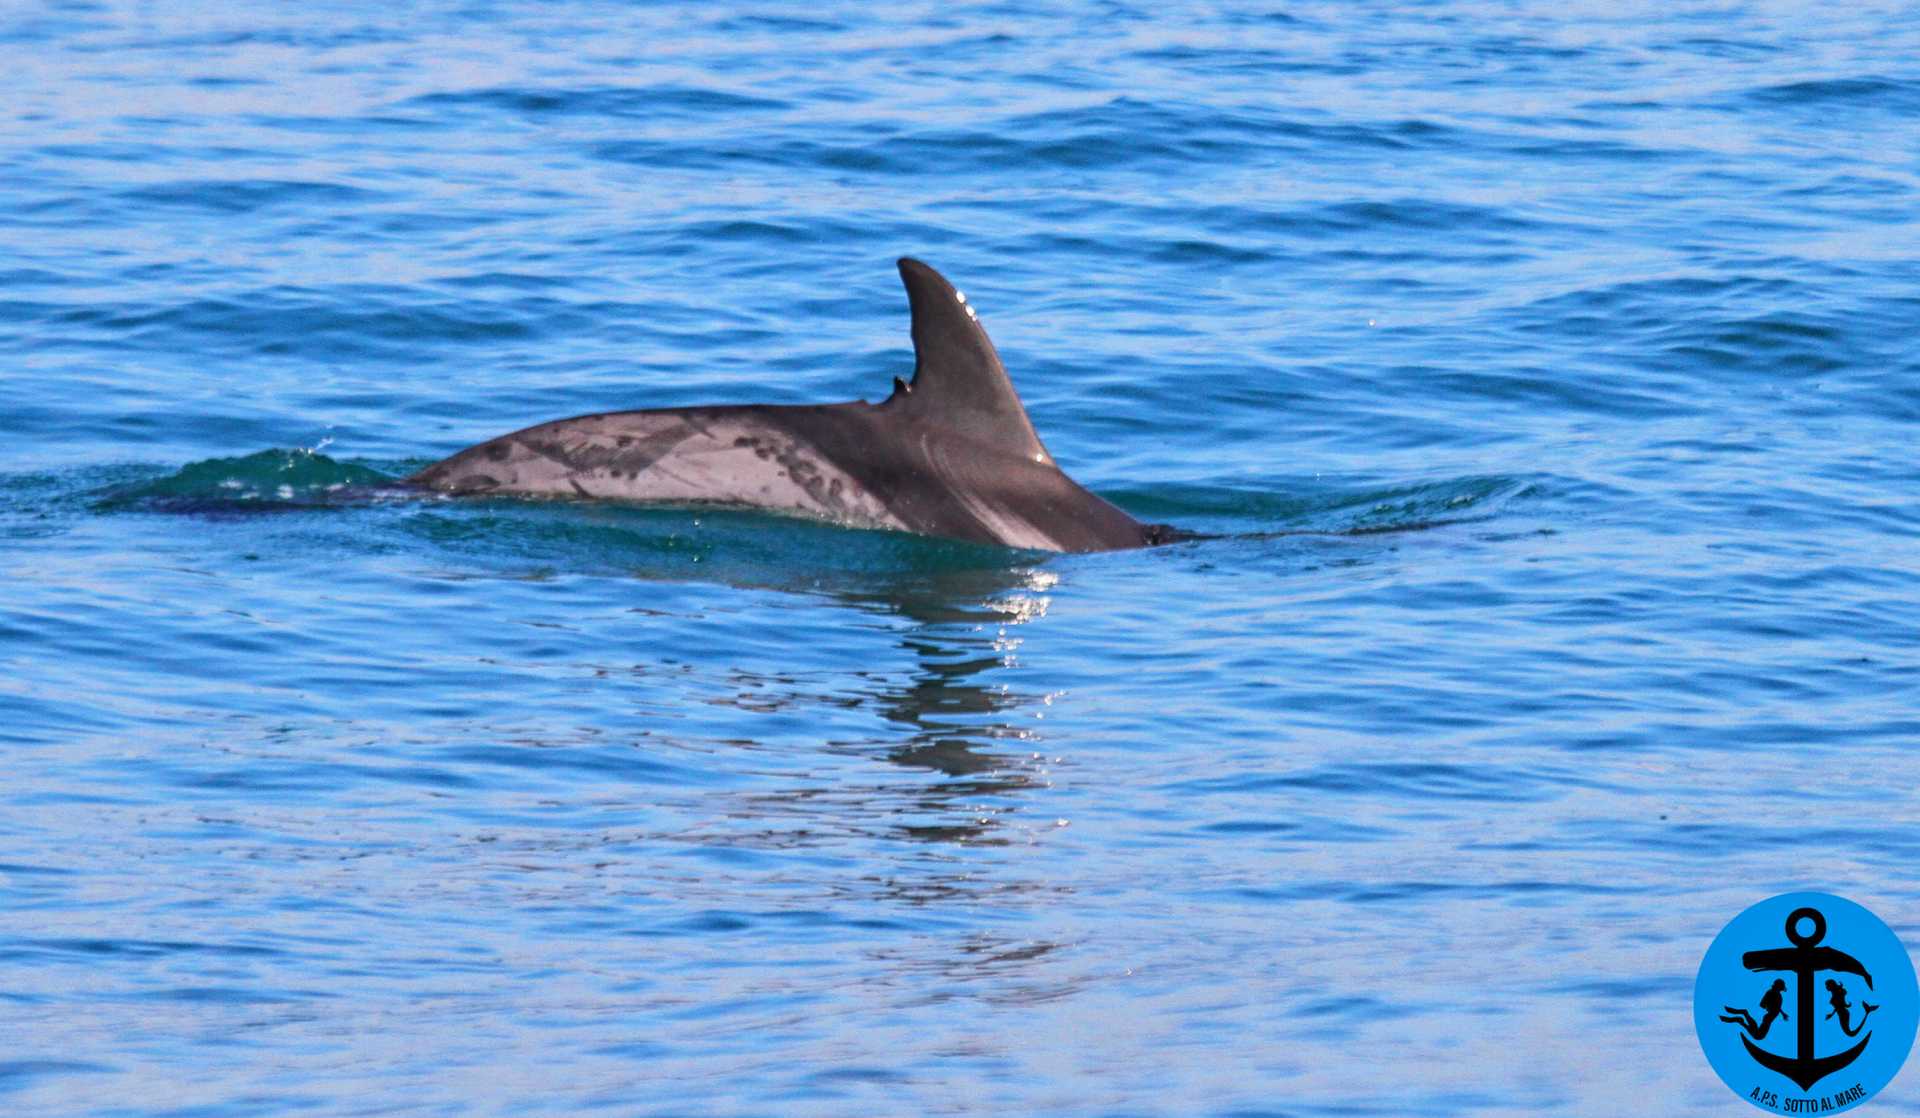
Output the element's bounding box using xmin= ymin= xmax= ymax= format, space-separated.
xmin=580 ymin=562 xmax=1087 ymax=1005
xmin=702 ymin=565 xmax=1066 ymax=850
xmin=841 ymin=568 xmax=1061 ymax=845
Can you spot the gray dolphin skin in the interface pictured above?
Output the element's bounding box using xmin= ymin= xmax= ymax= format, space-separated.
xmin=410 ymin=258 xmax=1175 ymax=552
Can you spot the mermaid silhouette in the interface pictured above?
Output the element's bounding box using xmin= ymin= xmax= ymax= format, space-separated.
xmin=1721 ymin=978 xmax=1789 ymax=1040
xmin=1825 ymin=977 xmax=1878 ymax=1038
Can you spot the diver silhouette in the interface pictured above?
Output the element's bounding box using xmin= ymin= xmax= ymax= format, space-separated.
xmin=1722 ymin=978 xmax=1790 ymax=1040
xmin=1825 ymin=977 xmax=1878 ymax=1038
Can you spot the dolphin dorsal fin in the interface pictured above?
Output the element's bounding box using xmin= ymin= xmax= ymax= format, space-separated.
xmin=889 ymin=257 xmax=1054 ymax=466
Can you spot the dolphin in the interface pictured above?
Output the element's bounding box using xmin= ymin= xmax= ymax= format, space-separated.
xmin=409 ymin=258 xmax=1176 ymax=552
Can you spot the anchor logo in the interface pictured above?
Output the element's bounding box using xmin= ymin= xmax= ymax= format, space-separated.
xmin=1720 ymin=906 xmax=1872 ymax=1091
xmin=1695 ymin=891 xmax=1918 ymax=1114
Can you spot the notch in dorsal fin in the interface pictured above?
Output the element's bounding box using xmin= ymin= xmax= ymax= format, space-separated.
xmin=887 ymin=257 xmax=1054 ymax=466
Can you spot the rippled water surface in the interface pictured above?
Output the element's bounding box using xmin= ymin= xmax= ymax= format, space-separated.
xmin=4 ymin=2 xmax=1919 ymax=1115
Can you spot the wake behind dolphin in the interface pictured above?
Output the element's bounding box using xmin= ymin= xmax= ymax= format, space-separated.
xmin=410 ymin=259 xmax=1178 ymax=553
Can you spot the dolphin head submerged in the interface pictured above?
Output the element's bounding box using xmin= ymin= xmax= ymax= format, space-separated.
xmin=410 ymin=258 xmax=1180 ymax=553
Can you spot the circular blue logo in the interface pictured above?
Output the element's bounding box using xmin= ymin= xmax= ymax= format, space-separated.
xmin=1696 ymin=893 xmax=1917 ymax=1113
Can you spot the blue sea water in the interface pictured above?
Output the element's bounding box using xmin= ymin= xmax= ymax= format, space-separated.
xmin=3 ymin=1 xmax=1919 ymax=1114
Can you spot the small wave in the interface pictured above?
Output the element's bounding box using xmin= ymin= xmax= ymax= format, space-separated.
xmin=0 ymin=1061 xmax=116 ymax=1089
xmin=119 ymin=26 xmax=403 ymax=51
xmin=1501 ymin=273 xmax=1805 ymax=325
xmin=1315 ymin=198 xmax=1540 ymax=235
xmin=403 ymin=84 xmax=789 ymax=120
xmin=36 ymin=288 xmax=554 ymax=356
xmin=1177 ymin=761 xmax=1552 ymax=803
xmin=1145 ymin=239 xmax=1272 ymax=265
xmin=1665 ymin=36 xmax=1783 ymax=60
xmin=588 ymin=97 xmax=1469 ymax=177
xmin=1744 ymin=75 xmax=1920 ymax=110
xmin=116 ymin=179 xmax=383 ymax=215
xmin=709 ymin=14 xmax=846 ymax=33
xmin=1176 ymin=197 xmax=1541 ymax=255
xmin=94 ymin=449 xmax=400 ymax=512
xmin=1114 ymin=474 xmax=1536 ymax=536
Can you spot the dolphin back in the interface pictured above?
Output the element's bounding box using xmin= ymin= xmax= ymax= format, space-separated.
xmin=410 ymin=259 xmax=1165 ymax=553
